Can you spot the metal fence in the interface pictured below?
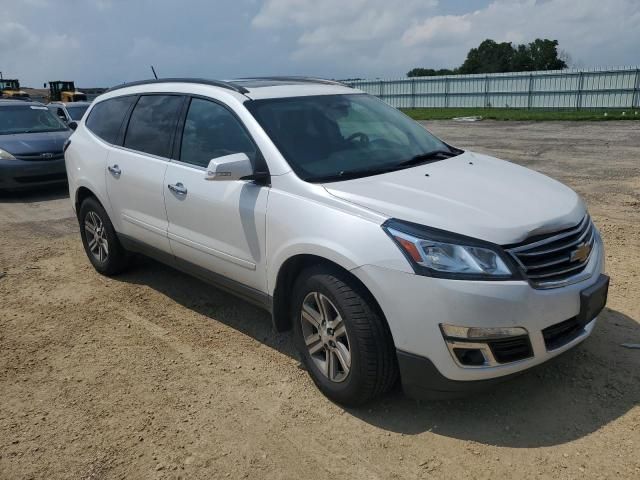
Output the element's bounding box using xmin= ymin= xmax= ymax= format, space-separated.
xmin=343 ymin=66 xmax=640 ymax=110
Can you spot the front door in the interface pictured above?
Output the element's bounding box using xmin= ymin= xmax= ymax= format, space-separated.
xmin=164 ymin=97 xmax=269 ymax=292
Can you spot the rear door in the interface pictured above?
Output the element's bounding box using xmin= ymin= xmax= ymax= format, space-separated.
xmin=105 ymin=94 xmax=185 ymax=252
xmin=163 ymin=96 xmax=269 ymax=292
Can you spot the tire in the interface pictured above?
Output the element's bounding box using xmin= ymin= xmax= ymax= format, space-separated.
xmin=78 ymin=196 xmax=130 ymax=276
xmin=292 ymin=265 xmax=398 ymax=406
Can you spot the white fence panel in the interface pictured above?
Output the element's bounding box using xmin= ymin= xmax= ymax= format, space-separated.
xmin=344 ymin=67 xmax=640 ymax=109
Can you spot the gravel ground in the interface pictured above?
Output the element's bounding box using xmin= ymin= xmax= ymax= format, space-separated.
xmin=0 ymin=121 xmax=638 ymax=479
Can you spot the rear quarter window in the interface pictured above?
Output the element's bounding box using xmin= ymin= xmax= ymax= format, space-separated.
xmin=85 ymin=96 xmax=137 ymax=144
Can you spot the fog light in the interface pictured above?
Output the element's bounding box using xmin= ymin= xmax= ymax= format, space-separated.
xmin=440 ymin=324 xmax=528 ymax=340
xmin=441 ymin=324 xmax=532 ymax=368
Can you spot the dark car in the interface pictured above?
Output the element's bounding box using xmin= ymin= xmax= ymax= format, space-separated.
xmin=0 ymin=99 xmax=71 ymax=190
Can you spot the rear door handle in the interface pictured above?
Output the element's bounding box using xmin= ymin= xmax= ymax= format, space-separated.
xmin=107 ymin=164 xmax=121 ymax=176
xmin=168 ymin=182 xmax=187 ymax=196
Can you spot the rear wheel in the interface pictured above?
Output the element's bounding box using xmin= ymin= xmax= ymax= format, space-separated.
xmin=292 ymin=265 xmax=398 ymax=406
xmin=79 ymin=197 xmax=130 ymax=275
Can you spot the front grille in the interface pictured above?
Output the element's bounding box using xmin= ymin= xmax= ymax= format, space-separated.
xmin=14 ymin=152 xmax=64 ymax=162
xmin=488 ymin=336 xmax=533 ymax=363
xmin=542 ymin=317 xmax=584 ymax=350
xmin=506 ymin=215 xmax=596 ymax=288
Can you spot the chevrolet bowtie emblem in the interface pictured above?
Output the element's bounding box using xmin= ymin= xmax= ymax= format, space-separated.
xmin=570 ymin=242 xmax=591 ymax=263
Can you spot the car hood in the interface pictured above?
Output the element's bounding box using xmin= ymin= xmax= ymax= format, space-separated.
xmin=0 ymin=130 xmax=70 ymax=155
xmin=324 ymin=151 xmax=585 ymax=245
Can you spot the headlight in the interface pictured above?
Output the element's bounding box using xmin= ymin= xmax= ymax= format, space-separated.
xmin=383 ymin=219 xmax=519 ymax=279
xmin=0 ymin=148 xmax=17 ymax=160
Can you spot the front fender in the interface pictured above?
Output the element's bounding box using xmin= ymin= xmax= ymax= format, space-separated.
xmin=265 ymin=185 xmax=412 ymax=295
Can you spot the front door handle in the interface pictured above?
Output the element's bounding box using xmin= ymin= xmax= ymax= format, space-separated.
xmin=107 ymin=164 xmax=121 ymax=176
xmin=168 ymin=182 xmax=187 ymax=196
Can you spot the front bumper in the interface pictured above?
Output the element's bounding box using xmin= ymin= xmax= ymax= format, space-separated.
xmin=0 ymin=157 xmax=67 ymax=190
xmin=351 ymin=232 xmax=606 ymax=397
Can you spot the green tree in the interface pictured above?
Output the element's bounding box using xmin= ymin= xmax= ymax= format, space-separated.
xmin=527 ymin=39 xmax=567 ymax=70
xmin=407 ymin=38 xmax=568 ymax=77
xmin=458 ymin=39 xmax=515 ymax=74
xmin=511 ymin=44 xmax=535 ymax=71
xmin=407 ymin=68 xmax=456 ymax=77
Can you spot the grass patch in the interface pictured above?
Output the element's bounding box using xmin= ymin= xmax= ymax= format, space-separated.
xmin=401 ymin=108 xmax=640 ymax=121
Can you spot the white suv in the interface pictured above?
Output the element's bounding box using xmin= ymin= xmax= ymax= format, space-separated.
xmin=65 ymin=77 xmax=608 ymax=405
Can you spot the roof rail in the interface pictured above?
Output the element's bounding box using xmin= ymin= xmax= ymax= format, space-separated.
xmin=234 ymin=76 xmax=351 ymax=87
xmin=105 ymin=78 xmax=249 ymax=94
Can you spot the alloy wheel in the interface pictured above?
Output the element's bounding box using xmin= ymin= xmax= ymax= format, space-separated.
xmin=300 ymin=291 xmax=351 ymax=383
xmin=84 ymin=211 xmax=109 ymax=262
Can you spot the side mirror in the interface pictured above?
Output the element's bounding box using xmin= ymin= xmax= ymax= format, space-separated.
xmin=68 ymin=121 xmax=78 ymax=131
xmin=205 ymin=153 xmax=253 ymax=181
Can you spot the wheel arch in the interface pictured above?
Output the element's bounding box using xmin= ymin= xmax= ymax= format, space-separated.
xmin=74 ymin=184 xmax=108 ymax=219
xmin=271 ymin=254 xmax=390 ymax=339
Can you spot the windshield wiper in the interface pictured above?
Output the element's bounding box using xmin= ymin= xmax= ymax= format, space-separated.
xmin=396 ymin=149 xmax=461 ymax=168
xmin=310 ymin=166 xmax=399 ymax=183
xmin=310 ymin=148 xmax=463 ymax=183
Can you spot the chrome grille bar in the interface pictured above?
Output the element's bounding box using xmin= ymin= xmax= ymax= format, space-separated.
xmin=515 ymin=222 xmax=593 ymax=257
xmin=506 ymin=215 xmax=596 ymax=288
xmin=509 ymin=215 xmax=589 ymax=253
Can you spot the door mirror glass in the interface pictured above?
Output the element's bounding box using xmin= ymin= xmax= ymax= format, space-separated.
xmin=68 ymin=121 xmax=78 ymax=131
xmin=205 ymin=153 xmax=253 ymax=181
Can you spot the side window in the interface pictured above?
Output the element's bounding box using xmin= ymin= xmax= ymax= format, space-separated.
xmin=56 ymin=108 xmax=66 ymax=119
xmin=124 ymin=95 xmax=184 ymax=158
xmin=179 ymin=98 xmax=256 ymax=168
xmin=85 ymin=96 xmax=136 ymax=144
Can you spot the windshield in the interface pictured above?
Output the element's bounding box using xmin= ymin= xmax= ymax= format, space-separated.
xmin=0 ymin=105 xmax=68 ymax=135
xmin=66 ymin=105 xmax=89 ymax=120
xmin=245 ymin=94 xmax=457 ymax=182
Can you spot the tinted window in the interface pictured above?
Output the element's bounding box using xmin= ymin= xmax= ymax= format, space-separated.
xmin=124 ymin=95 xmax=183 ymax=158
xmin=179 ymin=98 xmax=256 ymax=168
xmin=86 ymin=96 xmax=136 ymax=144
xmin=246 ymin=94 xmax=452 ymax=182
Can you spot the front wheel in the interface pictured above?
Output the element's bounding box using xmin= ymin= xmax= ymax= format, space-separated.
xmin=292 ymin=265 xmax=398 ymax=406
xmin=78 ymin=197 xmax=130 ymax=276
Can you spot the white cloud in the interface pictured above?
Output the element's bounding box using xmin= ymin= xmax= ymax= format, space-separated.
xmin=253 ymin=0 xmax=439 ymax=66
xmin=0 ymin=22 xmax=39 ymax=52
xmin=402 ymin=14 xmax=473 ymax=47
xmin=402 ymin=0 xmax=640 ymax=68
xmin=1 ymin=0 xmax=639 ymax=86
xmin=0 ymin=21 xmax=82 ymax=85
xmin=253 ymin=0 xmax=640 ymax=75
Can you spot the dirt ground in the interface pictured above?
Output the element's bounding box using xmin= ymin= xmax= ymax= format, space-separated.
xmin=1 ymin=121 xmax=638 ymax=480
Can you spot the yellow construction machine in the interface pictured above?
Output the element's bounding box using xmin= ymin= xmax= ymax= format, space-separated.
xmin=0 ymin=79 xmax=30 ymax=99
xmin=48 ymin=81 xmax=87 ymax=102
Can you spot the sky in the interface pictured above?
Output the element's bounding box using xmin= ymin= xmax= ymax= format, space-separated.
xmin=1 ymin=0 xmax=639 ymax=88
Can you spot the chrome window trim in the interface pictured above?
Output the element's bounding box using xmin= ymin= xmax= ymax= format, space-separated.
xmin=169 ymin=158 xmax=207 ymax=171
